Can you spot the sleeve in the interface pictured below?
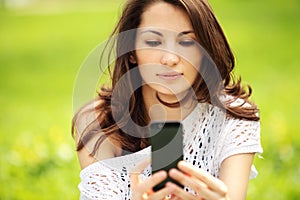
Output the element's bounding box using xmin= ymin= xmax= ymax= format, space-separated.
xmin=219 ymin=118 xmax=263 ymax=179
xmin=78 ymin=162 xmax=129 ymax=200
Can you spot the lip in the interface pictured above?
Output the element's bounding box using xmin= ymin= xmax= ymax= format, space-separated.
xmin=156 ymin=72 xmax=183 ymax=80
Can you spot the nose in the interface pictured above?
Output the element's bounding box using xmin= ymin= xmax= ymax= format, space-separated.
xmin=160 ymin=51 xmax=180 ymax=67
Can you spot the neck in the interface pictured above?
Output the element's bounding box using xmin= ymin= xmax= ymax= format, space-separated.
xmin=142 ymin=85 xmax=197 ymax=121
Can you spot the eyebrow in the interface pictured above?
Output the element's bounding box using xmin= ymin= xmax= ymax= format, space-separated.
xmin=140 ymin=30 xmax=163 ymax=36
xmin=178 ymin=31 xmax=195 ymax=37
xmin=140 ymin=30 xmax=195 ymax=37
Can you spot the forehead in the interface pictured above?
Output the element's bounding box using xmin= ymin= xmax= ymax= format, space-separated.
xmin=139 ymin=2 xmax=193 ymax=33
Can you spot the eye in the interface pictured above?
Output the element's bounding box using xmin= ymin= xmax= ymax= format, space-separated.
xmin=179 ymin=40 xmax=195 ymax=47
xmin=145 ymin=40 xmax=161 ymax=47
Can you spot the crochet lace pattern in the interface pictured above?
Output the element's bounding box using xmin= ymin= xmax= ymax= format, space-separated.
xmin=77 ymin=102 xmax=263 ymax=200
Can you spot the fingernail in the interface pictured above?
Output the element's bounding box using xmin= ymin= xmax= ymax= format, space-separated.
xmin=166 ymin=182 xmax=177 ymax=190
xmin=157 ymin=170 xmax=167 ymax=178
xmin=167 ymin=186 xmax=175 ymax=193
xmin=179 ymin=160 xmax=187 ymax=166
xmin=178 ymin=161 xmax=189 ymax=168
xmin=169 ymin=168 xmax=178 ymax=176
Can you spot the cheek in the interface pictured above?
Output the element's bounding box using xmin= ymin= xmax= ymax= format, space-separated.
xmin=179 ymin=45 xmax=202 ymax=63
xmin=189 ymin=67 xmax=200 ymax=85
xmin=139 ymin=65 xmax=156 ymax=83
xmin=182 ymin=57 xmax=202 ymax=84
xmin=136 ymin=49 xmax=161 ymax=85
xmin=135 ymin=49 xmax=160 ymax=65
xmin=191 ymin=53 xmax=202 ymax=70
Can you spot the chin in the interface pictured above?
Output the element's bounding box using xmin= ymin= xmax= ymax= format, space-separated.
xmin=153 ymin=85 xmax=190 ymax=97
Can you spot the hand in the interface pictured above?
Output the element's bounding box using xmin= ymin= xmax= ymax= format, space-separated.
xmin=130 ymin=158 xmax=175 ymax=200
xmin=167 ymin=161 xmax=229 ymax=200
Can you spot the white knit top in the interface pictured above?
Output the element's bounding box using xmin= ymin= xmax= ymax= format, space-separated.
xmin=77 ymin=102 xmax=263 ymax=200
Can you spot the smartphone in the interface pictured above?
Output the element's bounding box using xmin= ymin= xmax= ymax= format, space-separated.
xmin=150 ymin=121 xmax=184 ymax=191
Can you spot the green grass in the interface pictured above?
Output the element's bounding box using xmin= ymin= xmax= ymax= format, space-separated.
xmin=211 ymin=0 xmax=300 ymax=199
xmin=0 ymin=1 xmax=121 ymax=199
xmin=0 ymin=0 xmax=299 ymax=199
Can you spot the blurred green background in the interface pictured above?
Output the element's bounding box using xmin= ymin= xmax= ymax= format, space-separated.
xmin=0 ymin=0 xmax=299 ymax=199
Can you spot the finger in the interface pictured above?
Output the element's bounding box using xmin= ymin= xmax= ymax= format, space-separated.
xmin=138 ymin=170 xmax=168 ymax=192
xmin=169 ymin=168 xmax=207 ymax=189
xmin=169 ymin=169 xmax=225 ymax=200
xmin=131 ymin=171 xmax=168 ymax=200
xmin=169 ymin=169 xmax=221 ymax=199
xmin=147 ymin=186 xmax=174 ymax=200
xmin=165 ymin=182 xmax=196 ymax=200
xmin=178 ymin=161 xmax=228 ymax=195
xmin=130 ymin=157 xmax=151 ymax=187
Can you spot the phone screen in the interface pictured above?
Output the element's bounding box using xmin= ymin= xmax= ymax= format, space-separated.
xmin=150 ymin=121 xmax=184 ymax=191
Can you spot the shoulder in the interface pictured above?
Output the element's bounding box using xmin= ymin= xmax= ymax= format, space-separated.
xmin=222 ymin=95 xmax=257 ymax=109
xmin=73 ymin=100 xmax=99 ymax=142
xmin=77 ymin=137 xmax=121 ymax=169
xmin=217 ymin=109 xmax=263 ymax=169
xmin=73 ymin=99 xmax=122 ymax=170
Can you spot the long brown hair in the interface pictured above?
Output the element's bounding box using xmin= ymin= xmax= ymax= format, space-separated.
xmin=72 ymin=0 xmax=259 ymax=156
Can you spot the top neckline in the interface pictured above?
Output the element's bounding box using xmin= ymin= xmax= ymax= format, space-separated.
xmin=80 ymin=103 xmax=208 ymax=174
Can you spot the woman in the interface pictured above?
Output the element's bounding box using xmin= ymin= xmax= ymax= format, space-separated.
xmin=72 ymin=0 xmax=263 ymax=199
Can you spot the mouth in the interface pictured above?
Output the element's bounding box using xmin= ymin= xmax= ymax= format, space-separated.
xmin=156 ymin=72 xmax=183 ymax=80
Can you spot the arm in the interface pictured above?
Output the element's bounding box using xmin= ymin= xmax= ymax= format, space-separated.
xmin=167 ymin=154 xmax=254 ymax=200
xmin=76 ymin=138 xmax=126 ymax=200
xmin=130 ymin=159 xmax=174 ymax=200
xmin=77 ymin=137 xmax=118 ymax=169
xmin=219 ymin=153 xmax=255 ymax=200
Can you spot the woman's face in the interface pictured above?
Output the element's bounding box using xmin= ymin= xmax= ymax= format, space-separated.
xmin=134 ymin=2 xmax=202 ymax=96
